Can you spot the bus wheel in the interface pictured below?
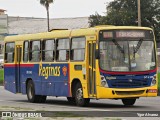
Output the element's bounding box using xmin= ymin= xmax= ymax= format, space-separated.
xmin=67 ymin=97 xmax=75 ymax=104
xmin=27 ymin=80 xmax=40 ymax=103
xmin=74 ymin=83 xmax=90 ymax=107
xmin=122 ymin=98 xmax=136 ymax=106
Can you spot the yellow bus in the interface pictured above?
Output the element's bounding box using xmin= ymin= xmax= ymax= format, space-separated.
xmin=4 ymin=26 xmax=158 ymax=106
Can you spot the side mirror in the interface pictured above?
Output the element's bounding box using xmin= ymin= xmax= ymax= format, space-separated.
xmin=95 ymin=49 xmax=100 ymax=59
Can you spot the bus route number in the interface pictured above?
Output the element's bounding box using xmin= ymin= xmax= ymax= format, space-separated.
xmin=144 ymin=76 xmax=152 ymax=79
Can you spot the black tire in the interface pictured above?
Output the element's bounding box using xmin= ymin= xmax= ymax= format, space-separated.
xmin=27 ymin=80 xmax=46 ymax=103
xmin=67 ymin=97 xmax=76 ymax=104
xmin=74 ymin=83 xmax=90 ymax=107
xmin=122 ymin=98 xmax=136 ymax=106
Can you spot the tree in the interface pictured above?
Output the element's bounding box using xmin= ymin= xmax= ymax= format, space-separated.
xmin=89 ymin=0 xmax=160 ymax=39
xmin=40 ymin=0 xmax=55 ymax=31
xmin=89 ymin=12 xmax=107 ymax=27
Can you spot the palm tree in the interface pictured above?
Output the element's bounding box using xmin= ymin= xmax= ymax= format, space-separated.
xmin=40 ymin=0 xmax=54 ymax=31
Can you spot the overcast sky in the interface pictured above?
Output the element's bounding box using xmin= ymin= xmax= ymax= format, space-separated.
xmin=0 ymin=0 xmax=113 ymax=18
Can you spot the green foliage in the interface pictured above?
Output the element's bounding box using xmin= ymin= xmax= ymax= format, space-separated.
xmin=40 ymin=0 xmax=54 ymax=10
xmin=158 ymin=73 xmax=160 ymax=90
xmin=105 ymin=0 xmax=138 ymax=26
xmin=89 ymin=12 xmax=107 ymax=27
xmin=89 ymin=0 xmax=160 ymax=39
xmin=0 ymin=69 xmax=4 ymax=84
xmin=39 ymin=0 xmax=55 ymax=31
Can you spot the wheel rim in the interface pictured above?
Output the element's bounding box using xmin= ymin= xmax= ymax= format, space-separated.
xmin=28 ymin=84 xmax=33 ymax=99
xmin=76 ymin=88 xmax=83 ymax=102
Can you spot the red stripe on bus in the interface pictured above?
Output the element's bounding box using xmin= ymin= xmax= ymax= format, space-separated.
xmin=20 ymin=64 xmax=34 ymax=67
xmin=4 ymin=64 xmax=34 ymax=67
xmin=99 ymin=68 xmax=157 ymax=75
xmin=4 ymin=64 xmax=16 ymax=67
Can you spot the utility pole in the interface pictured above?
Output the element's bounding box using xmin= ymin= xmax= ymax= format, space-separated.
xmin=138 ymin=0 xmax=141 ymax=26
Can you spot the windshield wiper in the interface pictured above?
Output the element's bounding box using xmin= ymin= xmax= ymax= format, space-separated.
xmin=134 ymin=39 xmax=143 ymax=54
xmin=112 ymin=39 xmax=124 ymax=54
xmin=132 ymin=39 xmax=143 ymax=60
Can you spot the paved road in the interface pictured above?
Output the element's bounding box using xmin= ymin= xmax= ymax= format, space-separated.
xmin=0 ymin=86 xmax=160 ymax=119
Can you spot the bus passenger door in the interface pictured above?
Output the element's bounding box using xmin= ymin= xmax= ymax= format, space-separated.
xmin=15 ymin=45 xmax=22 ymax=93
xmin=88 ymin=40 xmax=96 ymax=97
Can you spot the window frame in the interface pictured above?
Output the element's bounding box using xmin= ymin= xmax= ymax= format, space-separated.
xmin=4 ymin=42 xmax=15 ymax=63
xmin=29 ymin=40 xmax=41 ymax=62
xmin=56 ymin=38 xmax=70 ymax=62
xmin=42 ymin=39 xmax=55 ymax=62
xmin=70 ymin=36 xmax=86 ymax=62
xmin=23 ymin=40 xmax=29 ymax=62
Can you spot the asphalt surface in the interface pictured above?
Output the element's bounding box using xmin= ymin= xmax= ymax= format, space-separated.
xmin=0 ymin=86 xmax=160 ymax=120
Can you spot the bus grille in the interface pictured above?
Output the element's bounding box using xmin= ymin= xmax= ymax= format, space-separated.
xmin=115 ymin=90 xmax=145 ymax=95
xmin=108 ymin=79 xmax=149 ymax=88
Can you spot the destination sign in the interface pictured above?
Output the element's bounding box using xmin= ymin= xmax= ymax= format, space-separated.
xmin=116 ymin=31 xmax=145 ymax=38
xmin=103 ymin=32 xmax=113 ymax=38
xmin=100 ymin=30 xmax=153 ymax=40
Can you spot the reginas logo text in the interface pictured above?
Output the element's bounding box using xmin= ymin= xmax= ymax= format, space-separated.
xmin=39 ymin=64 xmax=60 ymax=79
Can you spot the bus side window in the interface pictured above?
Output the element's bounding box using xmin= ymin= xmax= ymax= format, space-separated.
xmin=5 ymin=42 xmax=15 ymax=63
xmin=42 ymin=39 xmax=55 ymax=62
xmin=71 ymin=37 xmax=85 ymax=61
xmin=56 ymin=38 xmax=69 ymax=61
xmin=29 ymin=40 xmax=41 ymax=62
xmin=23 ymin=41 xmax=29 ymax=62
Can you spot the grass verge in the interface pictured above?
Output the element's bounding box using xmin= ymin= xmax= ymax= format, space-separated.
xmin=0 ymin=69 xmax=4 ymax=84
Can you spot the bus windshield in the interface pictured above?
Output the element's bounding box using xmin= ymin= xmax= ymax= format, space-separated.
xmin=100 ymin=39 xmax=156 ymax=72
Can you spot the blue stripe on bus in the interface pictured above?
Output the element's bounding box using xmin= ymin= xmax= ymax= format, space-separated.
xmin=4 ymin=63 xmax=70 ymax=97
xmin=100 ymin=71 xmax=156 ymax=88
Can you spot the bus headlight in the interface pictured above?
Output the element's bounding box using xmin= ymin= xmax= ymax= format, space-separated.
xmin=101 ymin=75 xmax=108 ymax=88
xmin=101 ymin=80 xmax=107 ymax=86
xmin=151 ymin=75 xmax=156 ymax=86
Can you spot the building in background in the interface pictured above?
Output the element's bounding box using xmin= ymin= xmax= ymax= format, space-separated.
xmin=0 ymin=9 xmax=8 ymax=54
xmin=0 ymin=12 xmax=89 ymax=54
xmin=8 ymin=16 xmax=89 ymax=34
xmin=0 ymin=8 xmax=160 ymax=59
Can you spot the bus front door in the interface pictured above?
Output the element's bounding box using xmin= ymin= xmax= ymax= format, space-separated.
xmin=15 ymin=45 xmax=22 ymax=93
xmin=88 ymin=40 xmax=96 ymax=97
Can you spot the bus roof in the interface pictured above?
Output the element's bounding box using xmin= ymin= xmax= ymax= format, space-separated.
xmin=4 ymin=26 xmax=153 ymax=42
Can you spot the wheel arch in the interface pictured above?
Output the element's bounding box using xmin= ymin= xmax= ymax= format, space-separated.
xmin=71 ymin=78 xmax=81 ymax=97
xmin=25 ymin=78 xmax=33 ymax=93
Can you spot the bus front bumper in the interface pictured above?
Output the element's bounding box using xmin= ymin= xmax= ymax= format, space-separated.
xmin=96 ymin=86 xmax=157 ymax=99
